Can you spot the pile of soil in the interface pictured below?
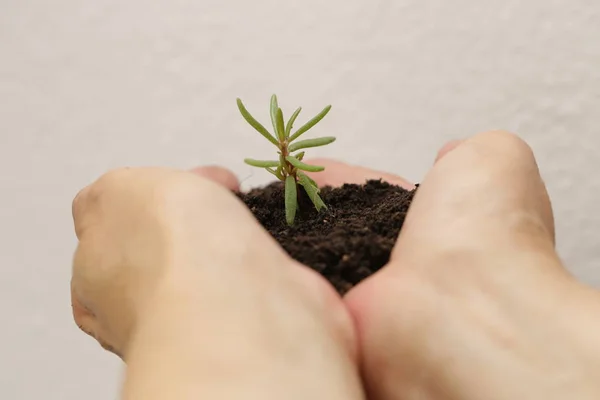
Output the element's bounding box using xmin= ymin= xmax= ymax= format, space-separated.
xmin=238 ymin=180 xmax=417 ymax=295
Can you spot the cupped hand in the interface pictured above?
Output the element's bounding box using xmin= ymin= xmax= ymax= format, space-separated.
xmin=309 ymin=131 xmax=600 ymax=399
xmin=70 ymin=166 xmax=356 ymax=371
xmin=71 ymin=166 xmax=252 ymax=355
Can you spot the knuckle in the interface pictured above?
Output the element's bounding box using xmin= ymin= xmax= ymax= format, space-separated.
xmin=473 ymin=130 xmax=536 ymax=164
xmin=72 ymin=168 xmax=134 ymax=236
xmin=73 ymin=168 xmax=130 ymax=208
xmin=72 ymin=185 xmax=89 ymax=221
xmin=96 ymin=167 xmax=135 ymax=187
xmin=72 ymin=185 xmax=99 ymax=239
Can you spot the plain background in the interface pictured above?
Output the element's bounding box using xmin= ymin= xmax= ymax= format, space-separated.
xmin=1 ymin=0 xmax=599 ymax=398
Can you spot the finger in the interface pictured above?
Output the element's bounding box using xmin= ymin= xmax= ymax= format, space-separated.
xmin=393 ymin=130 xmax=559 ymax=268
xmin=72 ymin=166 xmax=239 ymax=240
xmin=303 ymin=158 xmax=415 ymax=190
xmin=434 ymin=139 xmax=464 ymax=163
xmin=189 ymin=165 xmax=240 ymax=191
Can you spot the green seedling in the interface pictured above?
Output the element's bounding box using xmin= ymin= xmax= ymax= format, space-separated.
xmin=237 ymin=95 xmax=335 ymax=225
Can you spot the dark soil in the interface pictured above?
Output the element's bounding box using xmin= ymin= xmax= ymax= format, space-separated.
xmin=237 ymin=180 xmax=417 ymax=295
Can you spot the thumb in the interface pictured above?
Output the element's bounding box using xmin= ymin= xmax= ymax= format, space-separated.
xmin=393 ymin=131 xmax=562 ymax=274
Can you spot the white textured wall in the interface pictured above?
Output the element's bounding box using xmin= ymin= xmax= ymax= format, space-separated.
xmin=1 ymin=0 xmax=599 ymax=398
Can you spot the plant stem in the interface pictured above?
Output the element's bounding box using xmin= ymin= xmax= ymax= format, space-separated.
xmin=279 ymin=142 xmax=293 ymax=178
xmin=279 ymin=141 xmax=301 ymax=202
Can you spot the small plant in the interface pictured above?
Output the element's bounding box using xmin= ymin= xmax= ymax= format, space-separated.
xmin=237 ymin=95 xmax=335 ymax=225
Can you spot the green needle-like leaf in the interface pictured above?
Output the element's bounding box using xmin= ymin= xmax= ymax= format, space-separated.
xmin=295 ymin=151 xmax=305 ymax=161
xmin=270 ymin=95 xmax=281 ymax=140
xmin=300 ymin=172 xmax=320 ymax=192
xmin=266 ymin=167 xmax=285 ymax=181
xmin=244 ymin=158 xmax=281 ymax=168
xmin=288 ymin=136 xmax=336 ymax=152
xmin=285 ymin=175 xmax=298 ymax=225
xmin=285 ymin=155 xmax=325 ymax=172
xmin=285 ymin=107 xmax=302 ymax=138
xmin=275 ymin=166 xmax=284 ymax=180
xmin=265 ymin=167 xmax=279 ymax=178
xmin=289 ymin=105 xmax=332 ymax=142
xmin=237 ymin=98 xmax=279 ymax=147
xmin=275 ymin=108 xmax=286 ymax=141
xmin=298 ymin=172 xmax=326 ymax=211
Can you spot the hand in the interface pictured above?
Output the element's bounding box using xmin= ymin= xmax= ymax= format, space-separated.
xmin=71 ymin=166 xmax=363 ymax=399
xmin=71 ymin=166 xmax=245 ymax=356
xmin=310 ymin=131 xmax=600 ymax=399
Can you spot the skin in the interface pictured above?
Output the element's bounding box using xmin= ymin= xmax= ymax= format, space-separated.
xmin=71 ymin=131 xmax=600 ymax=399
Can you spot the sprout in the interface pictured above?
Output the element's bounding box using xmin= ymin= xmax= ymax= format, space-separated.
xmin=237 ymin=95 xmax=335 ymax=225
